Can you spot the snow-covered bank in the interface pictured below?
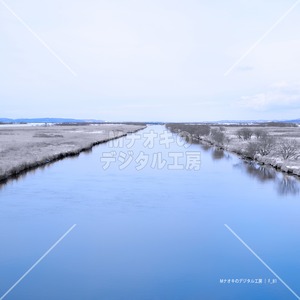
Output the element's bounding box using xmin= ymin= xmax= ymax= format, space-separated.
xmin=167 ymin=124 xmax=300 ymax=177
xmin=0 ymin=124 xmax=146 ymax=183
xmin=204 ymin=127 xmax=300 ymax=177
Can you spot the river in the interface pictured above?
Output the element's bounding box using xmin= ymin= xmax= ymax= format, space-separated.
xmin=0 ymin=125 xmax=300 ymax=300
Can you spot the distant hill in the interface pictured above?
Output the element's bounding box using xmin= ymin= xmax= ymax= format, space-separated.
xmin=212 ymin=120 xmax=267 ymax=124
xmin=1 ymin=117 xmax=299 ymax=124
xmin=283 ymin=118 xmax=300 ymax=123
xmin=0 ymin=118 xmax=104 ymax=124
xmin=211 ymin=119 xmax=300 ymax=125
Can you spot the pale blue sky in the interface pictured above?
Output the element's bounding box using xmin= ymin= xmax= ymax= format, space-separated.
xmin=1 ymin=0 xmax=300 ymax=121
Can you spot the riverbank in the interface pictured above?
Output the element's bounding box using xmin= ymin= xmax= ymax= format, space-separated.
xmin=166 ymin=124 xmax=300 ymax=177
xmin=0 ymin=124 xmax=146 ymax=183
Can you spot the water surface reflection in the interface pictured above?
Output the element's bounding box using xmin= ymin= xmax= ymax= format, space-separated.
xmin=185 ymin=137 xmax=300 ymax=197
xmin=233 ymin=161 xmax=299 ymax=196
xmin=1 ymin=126 xmax=300 ymax=300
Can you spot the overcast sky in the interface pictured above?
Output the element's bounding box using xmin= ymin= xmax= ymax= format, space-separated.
xmin=1 ymin=0 xmax=300 ymax=121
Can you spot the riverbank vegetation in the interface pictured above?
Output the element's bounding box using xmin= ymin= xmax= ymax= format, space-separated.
xmin=166 ymin=123 xmax=300 ymax=176
xmin=0 ymin=124 xmax=146 ymax=183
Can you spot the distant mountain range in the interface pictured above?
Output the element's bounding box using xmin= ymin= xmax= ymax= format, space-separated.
xmin=0 ymin=118 xmax=104 ymax=124
xmin=212 ymin=119 xmax=300 ymax=124
xmin=283 ymin=118 xmax=300 ymax=123
xmin=0 ymin=118 xmax=299 ymax=124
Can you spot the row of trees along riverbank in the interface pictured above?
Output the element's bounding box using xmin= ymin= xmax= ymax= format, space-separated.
xmin=166 ymin=123 xmax=300 ymax=176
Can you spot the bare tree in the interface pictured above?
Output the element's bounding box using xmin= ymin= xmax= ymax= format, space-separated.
xmin=253 ymin=129 xmax=268 ymax=139
xmin=194 ymin=125 xmax=211 ymax=137
xmin=245 ymin=137 xmax=276 ymax=157
xmin=236 ymin=128 xmax=253 ymax=140
xmin=166 ymin=124 xmax=211 ymax=138
xmin=210 ymin=128 xmax=225 ymax=145
xmin=277 ymin=140 xmax=300 ymax=160
xmin=257 ymin=137 xmax=276 ymax=156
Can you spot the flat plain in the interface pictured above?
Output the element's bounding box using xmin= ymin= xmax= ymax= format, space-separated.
xmin=0 ymin=124 xmax=145 ymax=182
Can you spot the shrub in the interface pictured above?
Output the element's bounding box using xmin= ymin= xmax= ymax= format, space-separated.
xmin=166 ymin=124 xmax=211 ymax=138
xmin=236 ymin=128 xmax=253 ymax=140
xmin=177 ymin=130 xmax=193 ymax=144
xmin=224 ymin=136 xmax=232 ymax=147
xmin=253 ymin=129 xmax=266 ymax=139
xmin=195 ymin=125 xmax=211 ymax=137
xmin=210 ymin=128 xmax=225 ymax=145
xmin=260 ymin=122 xmax=297 ymax=127
xmin=245 ymin=142 xmax=259 ymax=158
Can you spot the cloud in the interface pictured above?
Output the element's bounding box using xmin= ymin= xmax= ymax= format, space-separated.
xmin=2 ymin=0 xmax=300 ymax=121
xmin=239 ymin=82 xmax=300 ymax=111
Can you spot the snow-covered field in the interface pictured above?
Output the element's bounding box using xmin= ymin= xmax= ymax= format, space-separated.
xmin=0 ymin=124 xmax=145 ymax=182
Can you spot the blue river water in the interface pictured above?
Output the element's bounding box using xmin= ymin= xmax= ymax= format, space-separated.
xmin=0 ymin=125 xmax=300 ymax=300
